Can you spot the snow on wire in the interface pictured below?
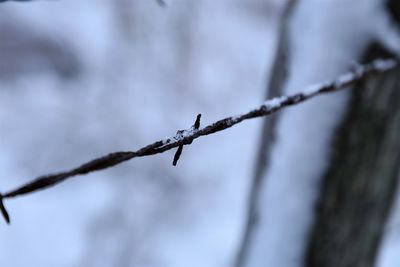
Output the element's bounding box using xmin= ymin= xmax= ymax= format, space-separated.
xmin=0 ymin=58 xmax=398 ymax=224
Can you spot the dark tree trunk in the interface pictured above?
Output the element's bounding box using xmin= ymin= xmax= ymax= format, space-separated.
xmin=305 ymin=1 xmax=400 ymax=266
xmin=305 ymin=64 xmax=400 ymax=267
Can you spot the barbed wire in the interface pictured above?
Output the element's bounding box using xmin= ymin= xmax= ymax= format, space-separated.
xmin=0 ymin=58 xmax=398 ymax=224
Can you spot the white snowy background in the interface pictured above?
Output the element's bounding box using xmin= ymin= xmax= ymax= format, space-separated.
xmin=0 ymin=0 xmax=281 ymax=266
xmin=0 ymin=1 xmax=399 ymax=267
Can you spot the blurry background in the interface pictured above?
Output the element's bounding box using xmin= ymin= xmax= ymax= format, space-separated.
xmin=0 ymin=0 xmax=282 ymax=266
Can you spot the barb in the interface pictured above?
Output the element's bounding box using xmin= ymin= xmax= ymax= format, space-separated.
xmin=0 ymin=194 xmax=10 ymax=224
xmin=173 ymin=114 xmax=201 ymax=166
xmin=173 ymin=145 xmax=184 ymax=166
xmin=0 ymin=58 xmax=398 ymax=224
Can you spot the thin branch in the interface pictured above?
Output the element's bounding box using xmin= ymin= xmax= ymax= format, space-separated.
xmin=237 ymin=1 xmax=298 ymax=265
xmin=0 ymin=58 xmax=398 ymax=224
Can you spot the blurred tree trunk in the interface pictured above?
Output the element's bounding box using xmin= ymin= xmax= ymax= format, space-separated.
xmin=305 ymin=1 xmax=400 ymax=267
xmin=305 ymin=61 xmax=400 ymax=267
xmin=235 ymin=2 xmax=297 ymax=266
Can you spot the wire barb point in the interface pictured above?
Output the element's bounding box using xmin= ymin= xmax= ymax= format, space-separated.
xmin=0 ymin=194 xmax=10 ymax=224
